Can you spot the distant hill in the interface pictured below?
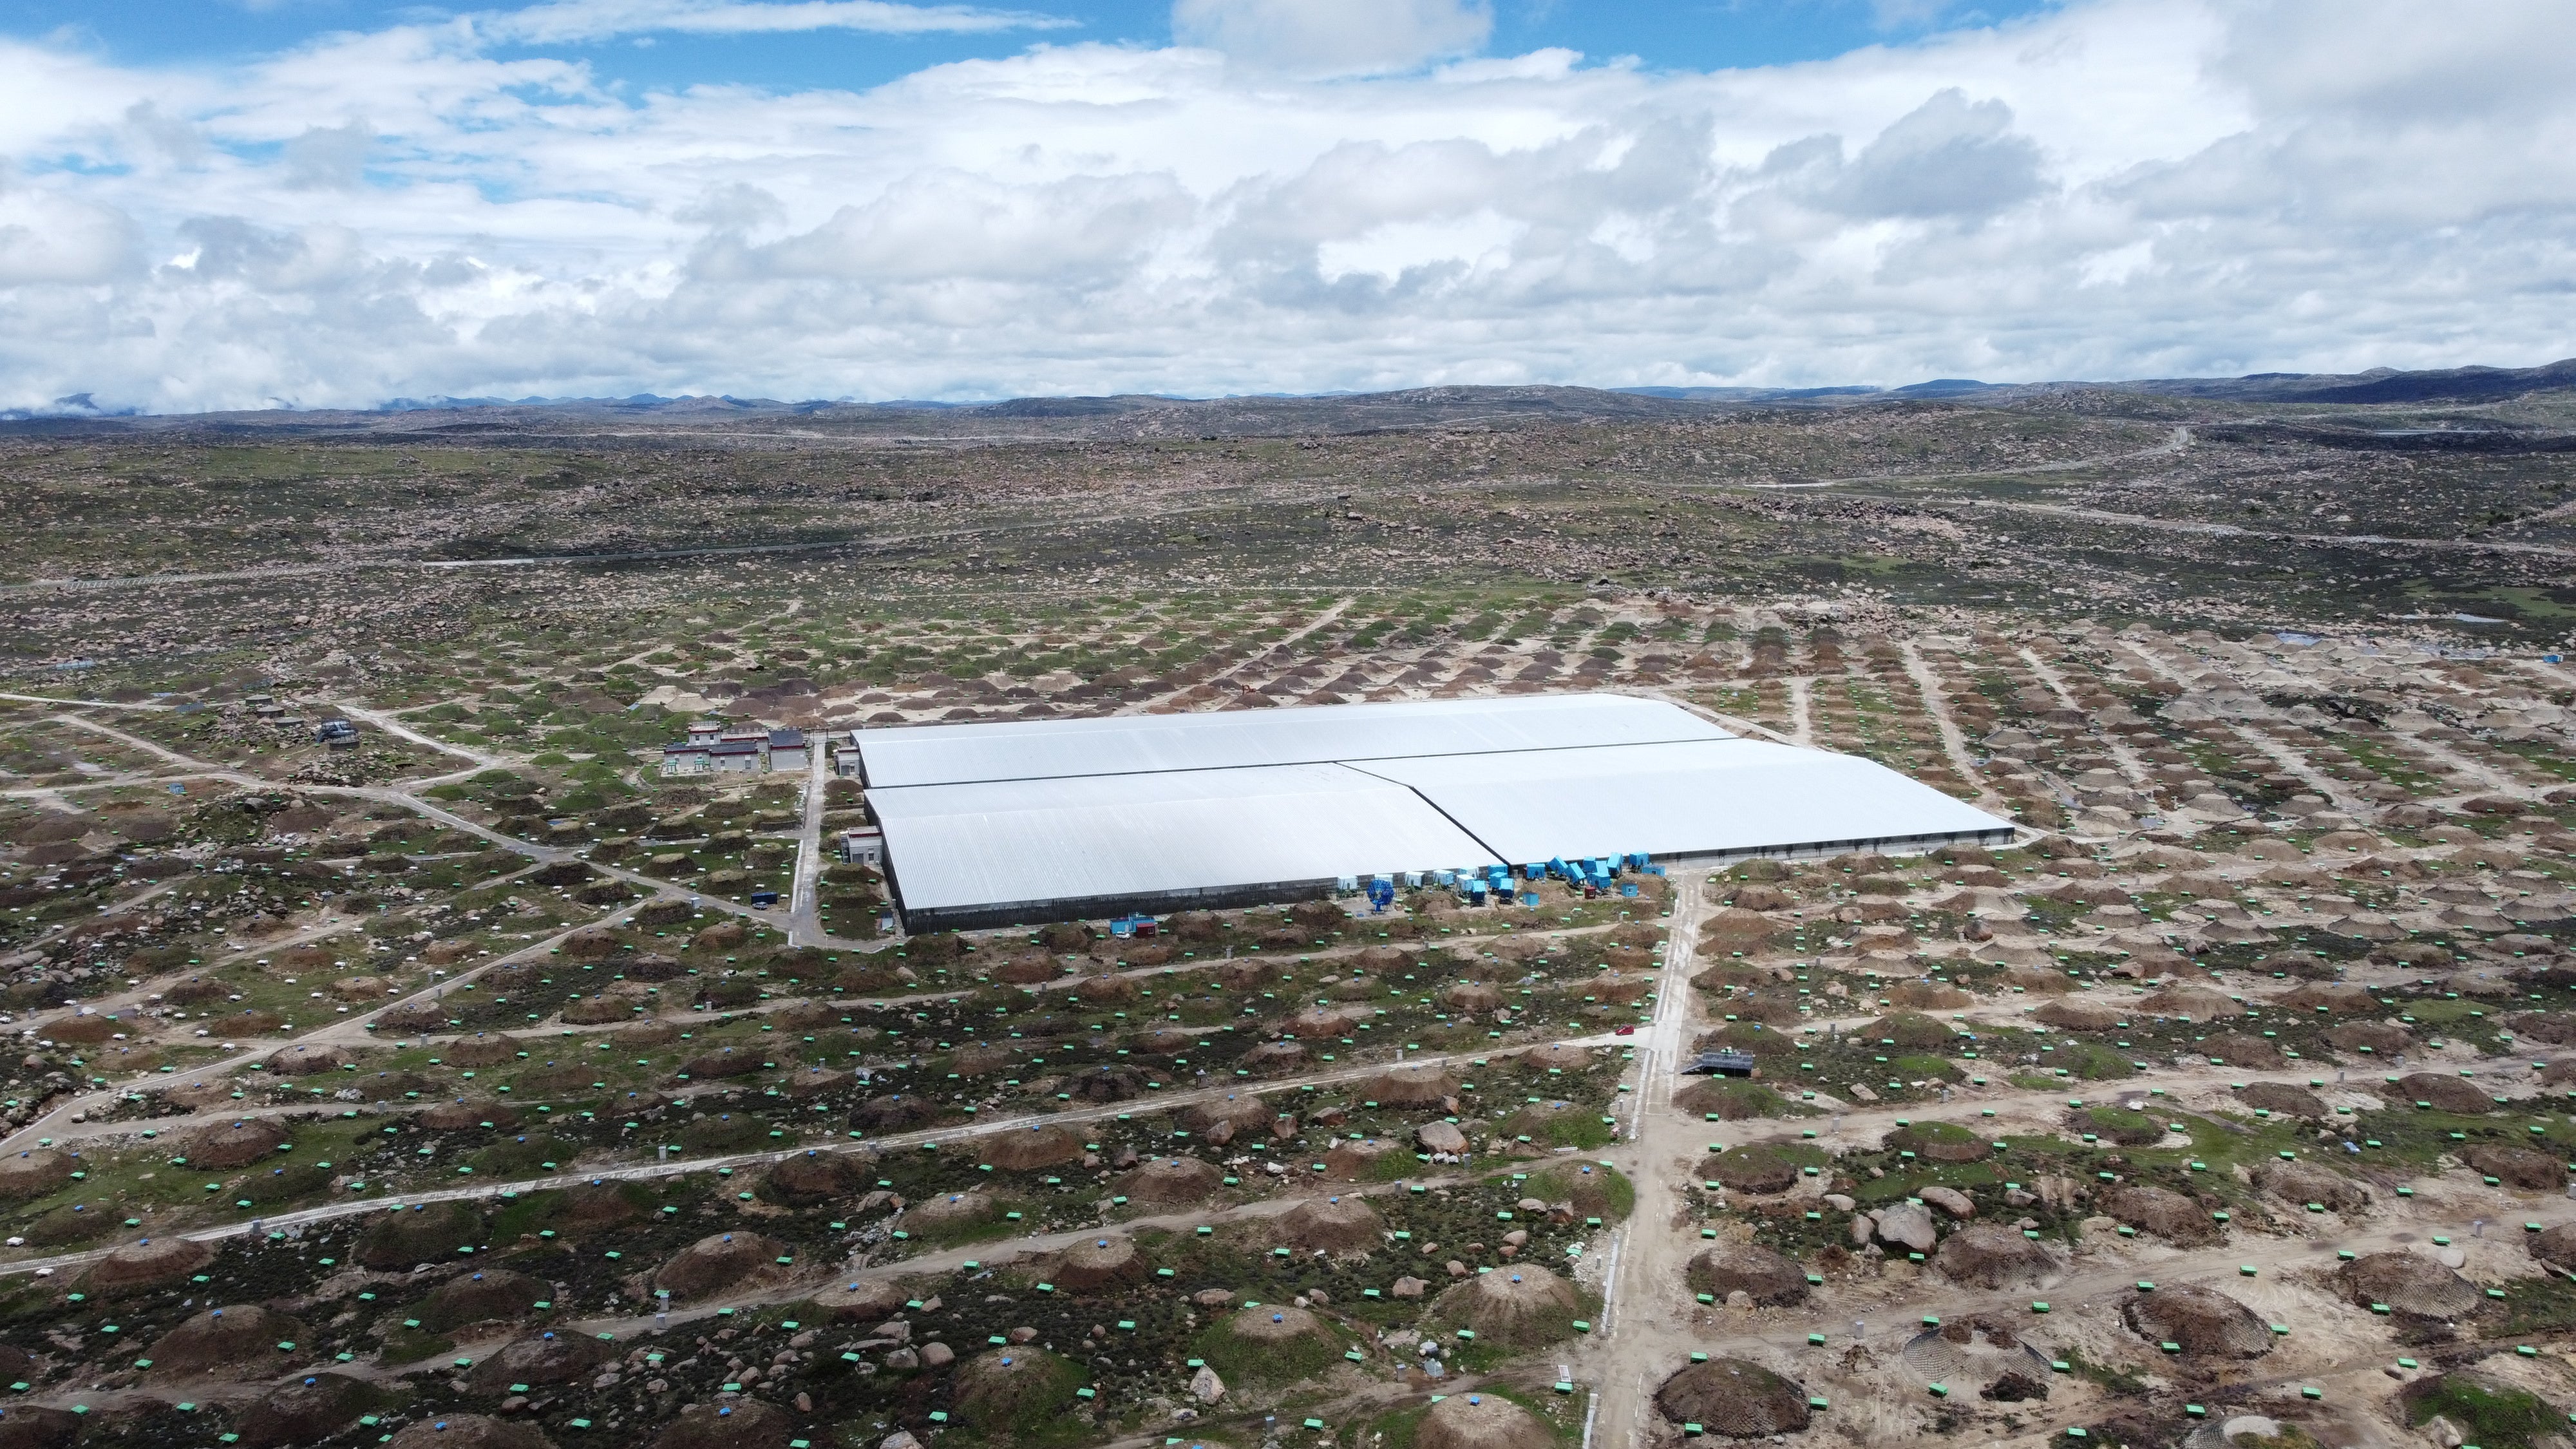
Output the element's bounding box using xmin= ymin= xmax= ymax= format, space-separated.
xmin=5 ymin=357 xmax=2571 ymax=437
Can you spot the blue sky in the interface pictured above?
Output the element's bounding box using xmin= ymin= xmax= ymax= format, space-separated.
xmin=12 ymin=1 xmax=2061 ymax=93
xmin=0 ymin=0 xmax=2567 ymax=412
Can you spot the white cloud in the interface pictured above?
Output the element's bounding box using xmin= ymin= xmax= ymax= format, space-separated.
xmin=0 ymin=0 xmax=2571 ymax=412
xmin=1171 ymin=0 xmax=1492 ymax=77
xmin=480 ymin=0 xmax=1075 ymax=44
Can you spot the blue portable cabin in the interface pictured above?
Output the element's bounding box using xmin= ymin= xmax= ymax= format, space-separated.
xmin=1545 ymin=857 xmax=1571 ymax=880
xmin=1335 ymin=875 xmax=1359 ymax=896
xmin=1620 ymin=881 xmax=1640 ymax=898
xmin=1524 ymin=863 xmax=1547 ymax=882
xmin=1433 ymin=869 xmax=1456 ymax=888
xmin=1403 ymin=871 xmax=1425 ymax=889
xmin=1463 ymin=878 xmax=1490 ymax=904
xmin=1626 ymin=851 xmax=1653 ymax=873
xmin=1486 ymin=865 xmax=1513 ymax=890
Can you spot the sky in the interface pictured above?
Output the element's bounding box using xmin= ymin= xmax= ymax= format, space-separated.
xmin=0 ymin=0 xmax=2570 ymax=412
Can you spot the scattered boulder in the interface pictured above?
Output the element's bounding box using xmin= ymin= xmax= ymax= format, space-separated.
xmin=1873 ymin=1201 xmax=1937 ymax=1253
xmin=2529 ymin=1222 xmax=2576 ymax=1273
xmin=1416 ymin=1121 xmax=1468 ymax=1155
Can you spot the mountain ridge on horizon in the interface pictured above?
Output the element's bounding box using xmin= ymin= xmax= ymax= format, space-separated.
xmin=8 ymin=356 xmax=2575 ymax=430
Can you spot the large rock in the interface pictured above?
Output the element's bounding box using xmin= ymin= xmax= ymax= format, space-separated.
xmin=1873 ymin=1202 xmax=1937 ymax=1253
xmin=1655 ymin=1358 xmax=1810 ymax=1437
xmin=2531 ymin=1222 xmax=2576 ymax=1273
xmin=1416 ymin=1120 xmax=1468 ymax=1155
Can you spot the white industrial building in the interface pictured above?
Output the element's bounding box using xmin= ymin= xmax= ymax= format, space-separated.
xmin=855 ymin=694 xmax=2012 ymax=933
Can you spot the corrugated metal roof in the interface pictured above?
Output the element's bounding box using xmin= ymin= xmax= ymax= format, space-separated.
xmin=855 ymin=692 xmax=1727 ymax=788
xmin=1358 ymin=738 xmax=2011 ymax=864
xmin=869 ymin=762 xmax=1501 ymax=916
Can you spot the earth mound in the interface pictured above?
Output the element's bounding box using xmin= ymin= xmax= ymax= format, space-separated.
xmin=645 ymin=1400 xmax=795 ymax=1449
xmin=761 ymin=1151 xmax=871 ymax=1206
xmin=977 ymin=1124 xmax=1085 ymax=1171
xmin=2324 ymin=1021 xmax=2413 ymax=1054
xmin=1434 ymin=1264 xmax=1582 ymax=1348
xmin=1654 ymin=1358 xmax=1810 ymax=1437
xmin=0 ymin=1149 xmax=76 ymax=1198
xmin=2121 ymin=1283 xmax=2273 ymax=1358
xmin=354 ymin=1201 xmax=486 ymax=1269
xmin=2034 ymin=999 xmax=2123 ymax=1031
xmin=1275 ymin=1194 xmax=1383 ymax=1251
xmin=417 ymin=1269 xmax=549 ymax=1331
xmin=1177 ymin=1093 xmax=1271 ymax=1141
xmin=2259 ymin=1160 xmax=2371 ymax=1212
xmin=2237 ymin=1083 xmax=2326 ymax=1118
xmin=1227 ymin=1304 xmax=1330 ymax=1343
xmin=1703 ymin=1146 xmax=1799 ymax=1195
xmin=233 ymin=1372 xmax=379 ymax=1448
xmin=2279 ymin=981 xmax=2374 ymax=1012
xmin=906 ymin=1190 xmax=994 ymax=1226
xmin=654 ymin=1232 xmax=795 ymax=1300
xmin=386 ymin=1417 xmax=552 ymax=1449
xmin=1359 ymin=1068 xmax=1455 ymax=1106
xmin=263 ymin=1044 xmax=354 ymax=1075
xmin=421 ymin=1102 xmax=518 ymax=1131
xmin=1416 ymin=1392 xmax=1554 ymax=1449
xmin=2338 ymin=1251 xmax=2485 ymax=1318
xmin=2101 ymin=1186 xmax=2219 ymax=1244
xmin=466 ymin=1331 xmax=616 ymax=1392
xmin=142 ymin=1305 xmax=307 ymax=1379
xmin=76 ymin=1236 xmax=216 ymax=1296
xmin=0 ymin=1408 xmax=81 ymax=1449
xmin=952 ymin=1349 xmax=1083 ymax=1433
xmin=1115 ymin=1156 xmax=1224 ymax=1205
xmin=2201 ymin=1033 xmax=2285 ymax=1068
xmin=1932 ymin=1225 xmax=2063 ymax=1289
xmin=1052 ymin=1235 xmax=1147 ymax=1290
xmin=2394 ymin=1073 xmax=2499 ymax=1113
xmin=1685 ymin=1244 xmax=1807 ymax=1306
xmin=2533 ymin=1223 xmax=2576 ymax=1272
xmin=2466 ymin=1144 xmax=2564 ymax=1189
xmin=185 ymin=1119 xmax=290 ymax=1169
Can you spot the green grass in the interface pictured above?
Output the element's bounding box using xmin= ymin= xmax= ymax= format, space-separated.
xmin=2403 ymin=1375 xmax=2561 ymax=1449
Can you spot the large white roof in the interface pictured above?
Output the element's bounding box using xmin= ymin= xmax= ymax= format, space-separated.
xmin=869 ymin=762 xmax=1500 ymax=918
xmin=1356 ymin=738 xmax=2010 ymax=865
xmin=861 ymin=692 xmax=2012 ymax=928
xmin=855 ymin=692 xmax=1727 ymax=788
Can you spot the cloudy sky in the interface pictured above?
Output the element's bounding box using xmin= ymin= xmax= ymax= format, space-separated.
xmin=1 ymin=0 xmax=2571 ymax=412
